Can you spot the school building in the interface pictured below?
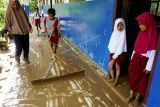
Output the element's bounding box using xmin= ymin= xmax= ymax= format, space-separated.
xmin=0 ymin=0 xmax=160 ymax=107
xmin=39 ymin=0 xmax=160 ymax=106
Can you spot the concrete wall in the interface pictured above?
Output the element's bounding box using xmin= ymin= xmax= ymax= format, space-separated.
xmin=42 ymin=0 xmax=115 ymax=73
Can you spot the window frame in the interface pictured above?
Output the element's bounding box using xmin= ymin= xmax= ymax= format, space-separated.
xmin=151 ymin=0 xmax=160 ymax=16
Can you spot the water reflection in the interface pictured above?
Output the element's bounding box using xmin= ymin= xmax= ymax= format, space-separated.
xmin=0 ymin=36 xmax=123 ymax=107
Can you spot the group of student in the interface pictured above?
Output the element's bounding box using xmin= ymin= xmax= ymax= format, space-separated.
xmin=3 ymin=0 xmax=159 ymax=106
xmin=3 ymin=0 xmax=60 ymax=65
xmin=33 ymin=6 xmax=60 ymax=55
xmin=33 ymin=7 xmax=60 ymax=54
xmin=108 ymin=13 xmax=158 ymax=105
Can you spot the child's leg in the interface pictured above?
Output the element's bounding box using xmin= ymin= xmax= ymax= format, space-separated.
xmin=133 ymin=93 xmax=141 ymax=105
xmin=50 ymin=43 xmax=55 ymax=59
xmin=35 ymin=20 xmax=39 ymax=34
xmin=54 ymin=44 xmax=58 ymax=54
xmin=108 ymin=61 xmax=115 ymax=82
xmin=126 ymin=90 xmax=135 ymax=103
xmin=50 ymin=43 xmax=53 ymax=50
xmin=38 ymin=19 xmax=41 ymax=29
xmin=39 ymin=22 xmax=41 ymax=29
xmin=113 ymin=63 xmax=120 ymax=86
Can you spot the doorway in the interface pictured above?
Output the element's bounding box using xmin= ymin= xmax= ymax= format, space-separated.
xmin=113 ymin=0 xmax=160 ymax=105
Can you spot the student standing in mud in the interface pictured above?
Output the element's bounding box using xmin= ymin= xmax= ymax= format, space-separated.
xmin=33 ymin=6 xmax=41 ymax=35
xmin=45 ymin=8 xmax=59 ymax=57
xmin=127 ymin=12 xmax=158 ymax=105
xmin=108 ymin=18 xmax=127 ymax=86
xmin=40 ymin=13 xmax=46 ymax=36
xmin=3 ymin=0 xmax=33 ymax=65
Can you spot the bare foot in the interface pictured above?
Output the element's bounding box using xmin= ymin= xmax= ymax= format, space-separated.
xmin=107 ymin=78 xmax=114 ymax=83
xmin=133 ymin=99 xmax=139 ymax=106
xmin=126 ymin=96 xmax=134 ymax=104
xmin=113 ymin=81 xmax=119 ymax=87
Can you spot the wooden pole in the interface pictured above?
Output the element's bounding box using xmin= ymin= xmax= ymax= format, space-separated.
xmin=50 ymin=0 xmax=52 ymax=8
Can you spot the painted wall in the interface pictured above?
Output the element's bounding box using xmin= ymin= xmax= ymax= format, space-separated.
xmin=146 ymin=54 xmax=160 ymax=107
xmin=42 ymin=0 xmax=115 ymax=73
xmin=40 ymin=0 xmax=160 ymax=106
xmin=22 ymin=5 xmax=29 ymax=17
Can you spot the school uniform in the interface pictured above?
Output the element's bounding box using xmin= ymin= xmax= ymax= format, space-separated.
xmin=46 ymin=17 xmax=59 ymax=45
xmin=128 ymin=12 xmax=158 ymax=95
xmin=40 ymin=14 xmax=46 ymax=35
xmin=108 ymin=18 xmax=127 ymax=66
xmin=33 ymin=12 xmax=41 ymax=27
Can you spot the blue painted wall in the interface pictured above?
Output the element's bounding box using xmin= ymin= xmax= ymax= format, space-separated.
xmin=147 ymin=53 xmax=160 ymax=107
xmin=22 ymin=5 xmax=30 ymax=17
xmin=41 ymin=0 xmax=160 ymax=106
xmin=42 ymin=0 xmax=115 ymax=73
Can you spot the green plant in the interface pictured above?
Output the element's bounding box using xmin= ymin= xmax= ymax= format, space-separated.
xmin=29 ymin=0 xmax=37 ymax=13
xmin=0 ymin=0 xmax=8 ymax=30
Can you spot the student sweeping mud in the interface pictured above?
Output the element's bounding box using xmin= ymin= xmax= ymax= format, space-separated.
xmin=108 ymin=18 xmax=127 ymax=86
xmin=45 ymin=8 xmax=60 ymax=57
xmin=3 ymin=0 xmax=33 ymax=65
xmin=127 ymin=12 xmax=158 ymax=105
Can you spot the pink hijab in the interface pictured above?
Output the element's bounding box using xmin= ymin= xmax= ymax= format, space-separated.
xmin=4 ymin=0 xmax=31 ymax=35
xmin=134 ymin=12 xmax=158 ymax=54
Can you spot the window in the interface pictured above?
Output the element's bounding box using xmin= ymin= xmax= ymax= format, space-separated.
xmin=150 ymin=0 xmax=160 ymax=16
xmin=55 ymin=0 xmax=86 ymax=4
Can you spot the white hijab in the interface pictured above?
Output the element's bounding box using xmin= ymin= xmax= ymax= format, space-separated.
xmin=108 ymin=18 xmax=127 ymax=59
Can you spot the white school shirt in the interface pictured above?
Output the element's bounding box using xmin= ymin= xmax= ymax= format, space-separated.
xmin=46 ymin=18 xmax=58 ymax=36
xmin=131 ymin=50 xmax=156 ymax=72
xmin=33 ymin=12 xmax=41 ymax=19
xmin=108 ymin=18 xmax=127 ymax=59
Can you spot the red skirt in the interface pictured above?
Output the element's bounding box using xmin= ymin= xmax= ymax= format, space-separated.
xmin=50 ymin=29 xmax=59 ymax=45
xmin=110 ymin=52 xmax=126 ymax=66
xmin=107 ymin=53 xmax=126 ymax=79
xmin=35 ymin=19 xmax=40 ymax=27
xmin=50 ymin=35 xmax=59 ymax=45
xmin=128 ymin=53 xmax=149 ymax=95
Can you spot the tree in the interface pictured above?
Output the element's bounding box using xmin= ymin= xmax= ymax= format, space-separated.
xmin=0 ymin=0 xmax=8 ymax=30
xmin=0 ymin=0 xmax=8 ymax=21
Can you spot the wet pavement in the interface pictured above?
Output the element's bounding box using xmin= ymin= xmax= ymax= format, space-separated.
xmin=0 ymin=30 xmax=129 ymax=107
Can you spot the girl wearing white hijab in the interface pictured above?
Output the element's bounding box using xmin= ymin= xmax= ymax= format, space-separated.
xmin=4 ymin=0 xmax=33 ymax=65
xmin=108 ymin=18 xmax=127 ymax=86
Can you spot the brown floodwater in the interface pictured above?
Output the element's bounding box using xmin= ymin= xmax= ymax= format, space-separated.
xmin=0 ymin=32 xmax=128 ymax=107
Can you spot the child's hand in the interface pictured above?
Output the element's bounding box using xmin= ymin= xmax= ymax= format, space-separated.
xmin=143 ymin=69 xmax=150 ymax=74
xmin=29 ymin=27 xmax=33 ymax=33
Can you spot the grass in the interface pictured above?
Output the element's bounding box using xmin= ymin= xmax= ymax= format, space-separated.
xmin=0 ymin=21 xmax=4 ymax=31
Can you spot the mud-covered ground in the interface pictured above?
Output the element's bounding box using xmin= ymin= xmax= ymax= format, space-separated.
xmin=0 ymin=28 xmax=130 ymax=107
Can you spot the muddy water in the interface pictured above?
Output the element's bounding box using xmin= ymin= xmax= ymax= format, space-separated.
xmin=0 ymin=34 xmax=127 ymax=107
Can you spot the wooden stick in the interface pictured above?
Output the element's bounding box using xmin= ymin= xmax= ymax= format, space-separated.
xmin=31 ymin=35 xmax=85 ymax=85
xmin=31 ymin=70 xmax=85 ymax=84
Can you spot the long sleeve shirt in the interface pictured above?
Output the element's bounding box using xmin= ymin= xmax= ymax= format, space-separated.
xmin=131 ymin=50 xmax=156 ymax=72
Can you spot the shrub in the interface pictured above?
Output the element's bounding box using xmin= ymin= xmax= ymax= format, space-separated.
xmin=29 ymin=0 xmax=36 ymax=13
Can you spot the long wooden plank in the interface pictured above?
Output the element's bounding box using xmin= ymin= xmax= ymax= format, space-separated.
xmin=31 ymin=70 xmax=85 ymax=85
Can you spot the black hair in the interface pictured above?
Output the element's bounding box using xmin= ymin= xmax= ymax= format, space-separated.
xmin=48 ymin=8 xmax=56 ymax=16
